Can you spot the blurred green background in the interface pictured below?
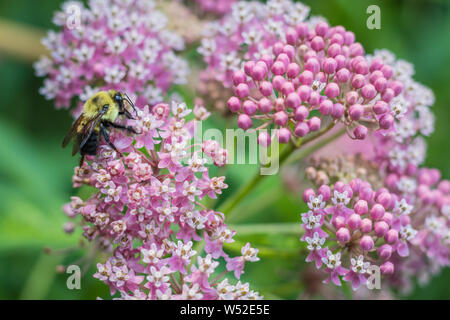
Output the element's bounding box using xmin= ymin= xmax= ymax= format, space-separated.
xmin=0 ymin=0 xmax=449 ymax=299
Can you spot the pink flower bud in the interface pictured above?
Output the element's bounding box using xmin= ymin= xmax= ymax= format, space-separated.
xmin=318 ymin=185 xmax=331 ymax=201
xmin=295 ymin=23 xmax=308 ymax=38
xmin=308 ymin=117 xmax=321 ymax=132
xmin=336 ymin=227 xmax=351 ymax=243
xmin=286 ymin=92 xmax=301 ymax=108
xmin=303 ymin=188 xmax=316 ymax=202
xmin=336 ymin=68 xmax=350 ymax=82
xmin=299 ymin=71 xmax=313 ymax=85
xmin=328 ymin=43 xmax=341 ymax=57
xmin=355 ymin=61 xmax=369 ymax=75
xmin=276 ymin=53 xmax=290 ymax=67
xmin=373 ymin=101 xmax=388 ymax=114
xmin=335 ymin=54 xmax=346 ymax=69
xmin=260 ymin=54 xmax=274 ymax=69
xmin=370 ymin=204 xmax=385 ymax=220
xmin=361 ymin=84 xmax=376 ymax=100
xmin=351 ymin=74 xmax=365 ymax=89
xmin=330 ymin=33 xmax=344 ymax=46
xmin=354 ymin=200 xmax=368 ymax=215
xmin=360 ymin=235 xmax=374 ymax=251
xmin=332 ymin=103 xmax=345 ymax=118
xmin=345 ymin=91 xmax=359 ymax=105
xmin=349 ymin=104 xmax=364 ymax=120
xmin=380 ymin=65 xmax=393 ymax=79
xmin=259 ymin=81 xmax=273 ymax=97
xmin=238 ymin=114 xmax=252 ymax=130
xmin=353 ymin=125 xmax=368 ymax=140
xmin=359 ymin=186 xmax=374 ymax=202
xmin=374 ymin=221 xmax=389 ymax=237
xmin=380 ymin=261 xmax=394 ymax=275
xmin=349 ymin=42 xmax=363 ymax=56
xmin=374 ymin=77 xmax=387 ymax=93
xmin=315 ymin=22 xmax=329 ymax=36
xmin=271 ymin=61 xmax=286 ymax=76
xmin=333 ymin=216 xmax=346 ymax=229
xmin=243 ymin=100 xmax=257 ymax=115
xmin=272 ymin=42 xmax=284 ymax=56
xmin=251 ymin=64 xmax=266 ymax=81
xmin=285 ymin=28 xmax=299 ymax=45
xmin=281 ymin=82 xmax=295 ymax=96
xmin=381 ymin=88 xmax=395 ymax=102
xmin=298 ymin=85 xmax=311 ymax=101
xmin=378 ymin=244 xmax=393 ymax=260
xmin=385 ymin=229 xmax=398 ymax=244
xmin=295 ymin=122 xmax=309 ymax=137
xmin=325 ymin=83 xmax=340 ymax=98
xmin=258 ymin=98 xmax=272 ymax=113
xmin=274 ymin=98 xmax=285 ymax=111
xmin=274 ymin=111 xmax=288 ymax=126
xmin=244 ymin=61 xmax=255 ymax=76
xmin=323 ymin=58 xmax=337 ymax=74
xmin=277 ymin=128 xmax=291 ymax=143
xmin=370 ymin=59 xmax=383 ymax=71
xmin=344 ymin=31 xmax=355 ymax=45
xmin=382 ymin=212 xmax=393 ymax=225
xmin=376 ymin=192 xmax=392 ymax=209
xmin=348 ymin=213 xmax=362 ymax=230
xmin=305 ymin=58 xmax=320 ymax=74
xmin=235 ymin=83 xmax=250 ymax=98
xmin=308 ymin=92 xmax=320 ymax=106
xmin=319 ymin=99 xmax=333 ymax=116
xmin=361 ymin=218 xmax=373 ymax=233
xmin=272 ymin=75 xmax=286 ymax=91
xmin=294 ymin=106 xmax=309 ymax=122
xmin=233 ymin=70 xmax=246 ymax=85
xmin=311 ymin=36 xmax=325 ymax=51
xmin=286 ymin=63 xmax=300 ymax=78
xmin=283 ymin=45 xmax=295 ymax=61
xmin=227 ymin=96 xmax=241 ymax=113
xmin=379 ymin=114 xmax=394 ymax=130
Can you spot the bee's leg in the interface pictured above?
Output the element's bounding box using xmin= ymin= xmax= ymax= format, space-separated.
xmin=105 ymin=121 xmax=139 ymax=134
xmin=79 ymin=155 xmax=85 ymax=167
xmin=100 ymin=123 xmax=123 ymax=156
xmin=119 ymin=110 xmax=135 ymax=120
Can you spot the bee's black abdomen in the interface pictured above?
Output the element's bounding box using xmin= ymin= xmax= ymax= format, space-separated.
xmin=81 ymin=132 xmax=99 ymax=156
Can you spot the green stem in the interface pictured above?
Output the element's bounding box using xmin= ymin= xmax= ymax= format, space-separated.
xmin=284 ymin=126 xmax=346 ymax=166
xmin=217 ymin=143 xmax=294 ymax=215
xmin=217 ymin=123 xmax=343 ymax=215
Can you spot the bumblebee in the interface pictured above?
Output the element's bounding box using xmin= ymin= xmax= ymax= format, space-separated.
xmin=62 ymin=90 xmax=138 ymax=166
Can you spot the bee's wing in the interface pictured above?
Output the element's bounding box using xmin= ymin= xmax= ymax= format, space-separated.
xmin=62 ymin=115 xmax=84 ymax=149
xmin=79 ymin=113 xmax=103 ymax=150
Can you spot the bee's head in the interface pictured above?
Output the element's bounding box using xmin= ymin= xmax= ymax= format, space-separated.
xmin=112 ymin=91 xmax=124 ymax=108
xmin=108 ymin=90 xmax=137 ymax=119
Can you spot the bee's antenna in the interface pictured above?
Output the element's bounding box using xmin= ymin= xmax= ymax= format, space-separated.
xmin=124 ymin=93 xmax=138 ymax=117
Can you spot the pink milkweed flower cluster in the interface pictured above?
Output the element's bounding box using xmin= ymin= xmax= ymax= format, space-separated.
xmin=368 ymin=49 xmax=435 ymax=172
xmin=300 ymin=180 xmax=419 ymax=291
xmin=34 ymin=0 xmax=188 ymax=111
xmin=63 ymin=101 xmax=261 ymax=300
xmin=194 ymin=0 xmax=236 ymax=16
xmin=298 ymin=47 xmax=449 ymax=291
xmin=223 ymin=8 xmax=408 ymax=144
xmin=198 ymin=0 xmax=313 ymax=89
